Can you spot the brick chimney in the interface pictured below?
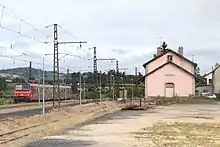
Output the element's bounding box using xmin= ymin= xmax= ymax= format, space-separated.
xmin=156 ymin=46 xmax=163 ymax=56
xmin=214 ymin=63 xmax=219 ymax=69
xmin=178 ymin=46 xmax=183 ymax=56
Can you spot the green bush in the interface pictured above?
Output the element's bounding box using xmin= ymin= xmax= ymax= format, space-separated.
xmin=0 ymin=98 xmax=6 ymax=105
xmin=119 ymin=86 xmax=144 ymax=98
xmin=104 ymin=92 xmax=114 ymax=99
xmin=71 ymin=93 xmax=78 ymax=99
xmin=4 ymin=90 xmax=13 ymax=95
xmin=85 ymin=91 xmax=100 ymax=99
xmin=0 ymin=91 xmax=4 ymax=96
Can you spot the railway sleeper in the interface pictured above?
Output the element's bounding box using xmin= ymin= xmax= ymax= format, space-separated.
xmin=0 ymin=133 xmax=29 ymax=144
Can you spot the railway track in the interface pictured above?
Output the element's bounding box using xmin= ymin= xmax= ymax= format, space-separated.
xmin=0 ymin=99 xmax=98 ymax=120
xmin=0 ymin=99 xmax=107 ymax=144
xmin=0 ymin=99 xmax=88 ymax=110
xmin=0 ymin=120 xmax=59 ymax=144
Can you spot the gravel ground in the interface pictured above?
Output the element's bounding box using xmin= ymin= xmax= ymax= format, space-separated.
xmin=0 ymin=101 xmax=124 ymax=147
xmin=24 ymin=102 xmax=220 ymax=147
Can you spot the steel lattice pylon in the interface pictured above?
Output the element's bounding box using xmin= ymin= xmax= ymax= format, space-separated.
xmin=93 ymin=47 xmax=98 ymax=85
xmin=116 ymin=60 xmax=119 ymax=73
xmin=93 ymin=47 xmax=97 ymax=73
xmin=53 ymin=24 xmax=60 ymax=109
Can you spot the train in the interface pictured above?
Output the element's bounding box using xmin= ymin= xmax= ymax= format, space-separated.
xmin=13 ymin=83 xmax=72 ymax=103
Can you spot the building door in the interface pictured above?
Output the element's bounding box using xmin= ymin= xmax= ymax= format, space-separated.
xmin=165 ymin=83 xmax=174 ymax=97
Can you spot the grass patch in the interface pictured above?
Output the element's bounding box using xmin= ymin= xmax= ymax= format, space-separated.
xmin=178 ymin=98 xmax=219 ymax=104
xmin=135 ymin=122 xmax=220 ymax=147
xmin=4 ymin=89 xmax=13 ymax=95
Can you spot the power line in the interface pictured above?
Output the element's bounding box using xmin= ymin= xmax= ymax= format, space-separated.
xmin=57 ymin=25 xmax=94 ymax=53
xmin=0 ymin=23 xmax=85 ymax=60
xmin=0 ymin=25 xmax=49 ymax=45
xmin=0 ymin=5 xmax=86 ymax=60
xmin=0 ymin=4 xmax=53 ymax=49
xmin=0 ymin=3 xmax=50 ymax=38
xmin=57 ymin=24 xmax=78 ymax=40
xmin=0 ymin=54 xmax=87 ymax=73
xmin=59 ymin=49 xmax=86 ymax=60
xmin=0 ymin=54 xmax=50 ymax=68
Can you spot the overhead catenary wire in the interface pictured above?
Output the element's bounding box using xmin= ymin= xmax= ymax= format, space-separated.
xmin=0 ymin=23 xmax=86 ymax=60
xmin=0 ymin=3 xmax=50 ymax=38
xmin=0 ymin=25 xmax=50 ymax=45
xmin=57 ymin=24 xmax=94 ymax=52
xmin=57 ymin=24 xmax=78 ymax=40
xmin=0 ymin=3 xmax=91 ymax=79
xmin=0 ymin=4 xmax=53 ymax=45
xmin=0 ymin=3 xmax=83 ymax=58
xmin=0 ymin=54 xmax=90 ymax=73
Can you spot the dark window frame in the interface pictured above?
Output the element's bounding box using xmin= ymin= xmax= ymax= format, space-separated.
xmin=167 ymin=55 xmax=173 ymax=61
xmin=208 ymin=79 xmax=212 ymax=84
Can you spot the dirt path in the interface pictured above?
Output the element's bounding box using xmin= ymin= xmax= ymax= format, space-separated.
xmin=25 ymin=103 xmax=220 ymax=147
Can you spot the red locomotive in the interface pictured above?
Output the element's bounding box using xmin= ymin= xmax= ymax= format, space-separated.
xmin=13 ymin=83 xmax=72 ymax=103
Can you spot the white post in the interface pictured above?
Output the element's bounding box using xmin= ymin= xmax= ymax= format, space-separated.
xmin=42 ymin=57 xmax=45 ymax=115
xmin=109 ymin=74 xmax=111 ymax=101
xmin=112 ymin=75 xmax=115 ymax=101
xmin=79 ymin=72 xmax=82 ymax=105
xmin=121 ymin=77 xmax=124 ymax=99
xmin=38 ymin=68 xmax=41 ymax=105
xmin=100 ymin=71 xmax=102 ymax=102
xmin=83 ymin=76 xmax=85 ymax=101
xmin=64 ymin=78 xmax=66 ymax=104
xmin=131 ymin=79 xmax=134 ymax=104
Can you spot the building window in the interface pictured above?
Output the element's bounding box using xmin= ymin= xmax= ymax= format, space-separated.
xmin=208 ymin=79 xmax=212 ymax=84
xmin=167 ymin=55 xmax=173 ymax=61
xmin=205 ymin=78 xmax=207 ymax=84
xmin=166 ymin=83 xmax=174 ymax=88
xmin=203 ymin=90 xmax=208 ymax=93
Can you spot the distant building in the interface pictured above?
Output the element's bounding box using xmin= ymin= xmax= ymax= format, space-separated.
xmin=196 ymin=64 xmax=220 ymax=95
xmin=195 ymin=85 xmax=212 ymax=96
xmin=135 ymin=46 xmax=196 ymax=98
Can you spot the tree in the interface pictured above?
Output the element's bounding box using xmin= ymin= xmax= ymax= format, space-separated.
xmin=195 ymin=66 xmax=200 ymax=76
xmin=12 ymin=77 xmax=25 ymax=83
xmin=138 ymin=72 xmax=143 ymax=76
xmin=0 ymin=78 xmax=7 ymax=91
xmin=161 ymin=41 xmax=168 ymax=50
xmin=29 ymin=77 xmax=35 ymax=80
xmin=45 ymin=79 xmax=53 ymax=85
xmin=194 ymin=64 xmax=206 ymax=86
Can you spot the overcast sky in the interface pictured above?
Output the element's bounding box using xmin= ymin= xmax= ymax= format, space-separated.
xmin=0 ymin=0 xmax=220 ymax=75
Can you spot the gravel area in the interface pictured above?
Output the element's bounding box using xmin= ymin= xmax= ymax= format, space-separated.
xmin=0 ymin=101 xmax=124 ymax=147
xmin=23 ymin=102 xmax=220 ymax=147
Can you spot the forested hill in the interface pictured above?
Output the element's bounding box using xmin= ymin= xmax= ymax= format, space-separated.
xmin=0 ymin=68 xmax=143 ymax=84
xmin=0 ymin=67 xmax=53 ymax=79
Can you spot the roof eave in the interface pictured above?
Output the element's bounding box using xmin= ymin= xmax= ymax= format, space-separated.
xmin=144 ymin=61 xmax=195 ymax=78
xmin=143 ymin=49 xmax=196 ymax=68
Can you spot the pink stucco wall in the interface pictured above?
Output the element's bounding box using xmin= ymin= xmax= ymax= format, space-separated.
xmin=145 ymin=63 xmax=195 ymax=97
xmin=146 ymin=52 xmax=194 ymax=75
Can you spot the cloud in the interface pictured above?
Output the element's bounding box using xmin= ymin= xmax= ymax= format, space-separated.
xmin=13 ymin=41 xmax=30 ymax=49
xmin=0 ymin=0 xmax=220 ymax=75
xmin=111 ymin=48 xmax=129 ymax=54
